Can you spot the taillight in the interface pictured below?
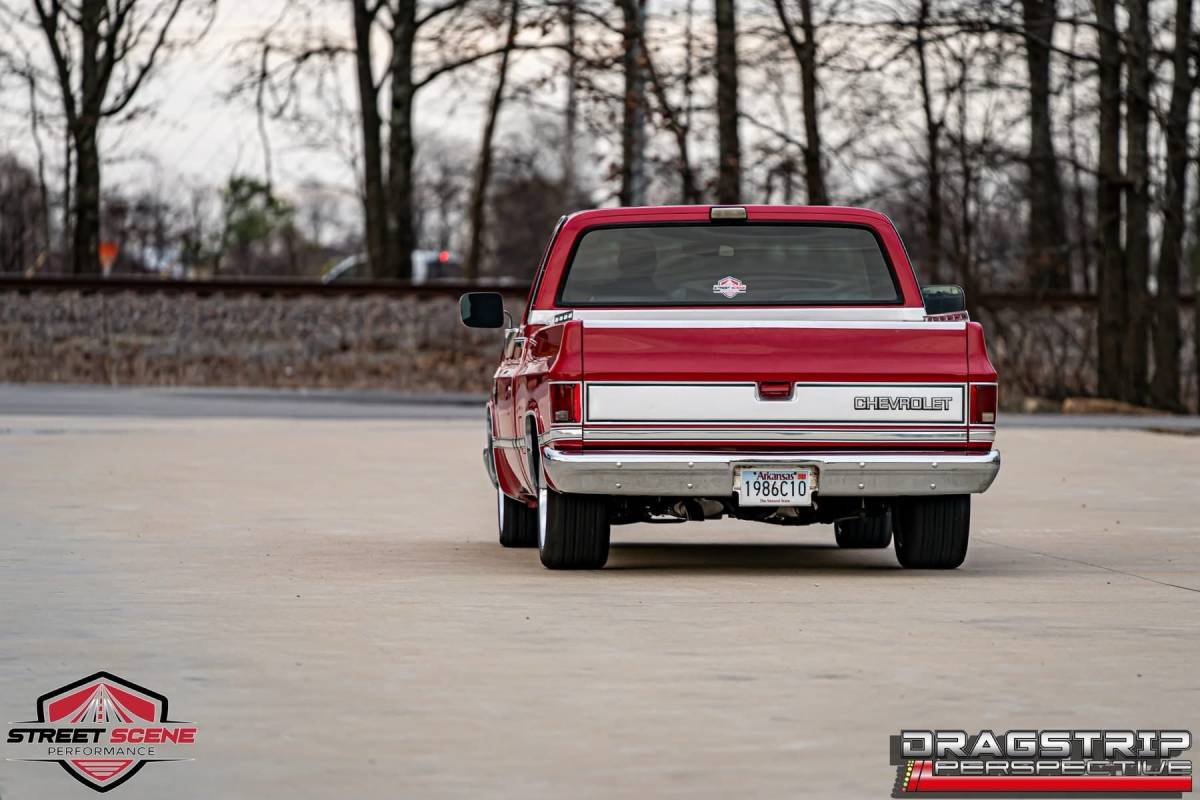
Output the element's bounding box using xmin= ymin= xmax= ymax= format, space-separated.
xmin=970 ymin=384 xmax=997 ymax=424
xmin=550 ymin=382 xmax=582 ymax=424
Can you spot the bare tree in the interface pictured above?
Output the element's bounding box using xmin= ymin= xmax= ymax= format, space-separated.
xmin=943 ymin=34 xmax=980 ymax=298
xmin=770 ymin=0 xmax=827 ymax=203
xmin=0 ymin=40 xmax=54 ymax=261
xmin=562 ymin=0 xmax=579 ymax=206
xmin=1020 ymin=0 xmax=1069 ymax=289
xmin=1122 ymin=0 xmax=1151 ymax=404
xmin=914 ymin=0 xmax=944 ymax=282
xmin=463 ymin=0 xmax=521 ymax=278
xmin=1148 ymin=0 xmax=1195 ymax=410
xmin=1194 ymin=174 xmax=1200 ymax=413
xmin=387 ymin=0 xmax=421 ymax=279
xmin=1063 ymin=11 xmax=1091 ymax=292
xmin=0 ymin=154 xmax=47 ymax=273
xmin=1094 ymin=0 xmax=1124 ymax=399
xmin=248 ymin=0 xmax=549 ymax=279
xmin=28 ymin=0 xmax=213 ymax=274
xmin=634 ymin=1 xmax=700 ymax=202
xmin=618 ymin=0 xmax=648 ymax=205
xmin=352 ymin=0 xmax=390 ymax=278
xmin=714 ymin=0 xmax=741 ymax=202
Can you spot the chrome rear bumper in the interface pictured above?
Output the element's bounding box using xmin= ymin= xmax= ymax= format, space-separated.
xmin=541 ymin=448 xmax=1000 ymax=497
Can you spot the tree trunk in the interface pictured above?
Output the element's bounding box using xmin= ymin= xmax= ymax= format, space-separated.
xmin=619 ymin=0 xmax=648 ymax=206
xmin=72 ymin=124 xmax=101 ymax=275
xmin=797 ymin=0 xmax=826 ymax=204
xmin=1021 ymin=0 xmax=1070 ymax=289
xmin=1193 ymin=201 xmax=1200 ymax=414
xmin=681 ymin=0 xmax=700 ymax=203
xmin=1122 ymin=0 xmax=1151 ymax=405
xmin=563 ymin=0 xmax=578 ymax=207
xmin=714 ymin=0 xmax=741 ymax=203
xmin=463 ymin=0 xmax=521 ymax=279
xmin=915 ymin=0 xmax=942 ymax=283
xmin=638 ymin=22 xmax=699 ymax=203
xmin=1093 ymin=0 xmax=1124 ymax=399
xmin=1149 ymin=0 xmax=1194 ymax=410
xmin=387 ymin=0 xmax=419 ymax=280
xmin=1065 ymin=16 xmax=1091 ymax=292
xmin=952 ymin=53 xmax=975 ymax=296
xmin=353 ymin=0 xmax=390 ymax=279
xmin=71 ymin=0 xmax=104 ymax=276
xmin=26 ymin=75 xmax=53 ymax=259
xmin=771 ymin=0 xmax=827 ymax=205
xmin=63 ymin=128 xmax=73 ymax=262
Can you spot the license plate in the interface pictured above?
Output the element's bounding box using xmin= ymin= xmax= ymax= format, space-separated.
xmin=737 ymin=467 xmax=815 ymax=507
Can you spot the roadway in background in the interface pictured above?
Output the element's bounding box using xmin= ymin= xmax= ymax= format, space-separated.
xmin=2 ymin=383 xmax=1199 ymax=430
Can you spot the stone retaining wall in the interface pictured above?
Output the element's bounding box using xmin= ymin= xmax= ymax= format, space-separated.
xmin=2 ymin=291 xmax=1196 ymax=412
xmin=0 ymin=291 xmax=520 ymax=393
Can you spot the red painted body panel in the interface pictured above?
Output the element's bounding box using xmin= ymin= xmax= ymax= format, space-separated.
xmin=579 ymin=326 xmax=965 ymax=383
xmin=965 ymin=322 xmax=998 ymax=382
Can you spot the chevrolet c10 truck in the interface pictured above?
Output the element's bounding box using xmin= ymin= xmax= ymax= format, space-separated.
xmin=460 ymin=205 xmax=1000 ymax=570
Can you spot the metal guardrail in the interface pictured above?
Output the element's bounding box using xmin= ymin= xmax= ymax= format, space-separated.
xmin=0 ymin=275 xmax=530 ymax=298
xmin=0 ymin=275 xmax=1193 ymax=306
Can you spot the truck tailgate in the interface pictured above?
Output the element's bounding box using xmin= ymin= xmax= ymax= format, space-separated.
xmin=579 ymin=321 xmax=970 ymax=450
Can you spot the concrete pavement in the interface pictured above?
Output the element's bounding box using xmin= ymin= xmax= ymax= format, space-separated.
xmin=0 ymin=394 xmax=1197 ymax=798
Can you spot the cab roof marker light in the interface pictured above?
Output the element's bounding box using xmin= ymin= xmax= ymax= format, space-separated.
xmin=710 ymin=206 xmax=747 ymax=221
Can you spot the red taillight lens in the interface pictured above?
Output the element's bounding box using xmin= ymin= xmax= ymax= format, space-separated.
xmin=970 ymin=384 xmax=997 ymax=424
xmin=550 ymin=383 xmax=582 ymax=424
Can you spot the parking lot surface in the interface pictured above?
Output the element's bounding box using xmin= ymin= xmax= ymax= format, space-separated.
xmin=1 ymin=396 xmax=1197 ymax=798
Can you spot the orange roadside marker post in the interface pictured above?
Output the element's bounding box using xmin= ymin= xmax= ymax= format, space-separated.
xmin=99 ymin=241 xmax=119 ymax=275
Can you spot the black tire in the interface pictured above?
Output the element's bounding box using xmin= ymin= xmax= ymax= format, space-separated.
xmin=498 ymin=486 xmax=538 ymax=548
xmin=892 ymin=495 xmax=970 ymax=569
xmin=538 ymin=488 xmax=610 ymax=569
xmin=834 ymin=511 xmax=892 ymax=548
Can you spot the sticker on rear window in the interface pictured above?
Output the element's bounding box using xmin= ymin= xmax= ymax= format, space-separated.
xmin=712 ymin=276 xmax=747 ymax=298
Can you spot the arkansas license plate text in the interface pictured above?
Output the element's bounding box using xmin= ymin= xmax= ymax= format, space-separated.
xmin=738 ymin=468 xmax=814 ymax=506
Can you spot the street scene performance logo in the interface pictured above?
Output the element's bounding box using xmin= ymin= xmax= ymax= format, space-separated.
xmin=712 ymin=275 xmax=748 ymax=298
xmin=892 ymin=729 xmax=1192 ymax=796
xmin=6 ymin=672 xmax=197 ymax=792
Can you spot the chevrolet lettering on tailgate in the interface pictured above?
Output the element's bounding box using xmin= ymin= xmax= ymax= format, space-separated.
xmin=460 ymin=205 xmax=1000 ymax=570
xmin=854 ymin=396 xmax=955 ymax=412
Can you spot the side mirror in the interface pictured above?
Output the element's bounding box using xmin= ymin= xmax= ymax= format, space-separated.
xmin=921 ymin=285 xmax=966 ymax=315
xmin=459 ymin=292 xmax=506 ymax=328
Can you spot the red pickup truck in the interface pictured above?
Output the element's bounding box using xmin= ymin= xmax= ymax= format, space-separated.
xmin=461 ymin=205 xmax=999 ymax=570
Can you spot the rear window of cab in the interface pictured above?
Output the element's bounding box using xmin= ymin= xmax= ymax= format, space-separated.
xmin=555 ymin=223 xmax=901 ymax=306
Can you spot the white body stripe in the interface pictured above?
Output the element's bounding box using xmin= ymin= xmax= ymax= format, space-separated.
xmin=527 ymin=307 xmax=932 ymax=325
xmin=583 ymin=427 xmax=968 ymax=443
xmin=585 ymin=382 xmax=966 ymax=425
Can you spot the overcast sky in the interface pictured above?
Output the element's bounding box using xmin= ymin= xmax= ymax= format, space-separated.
xmin=0 ymin=0 xmax=518 ymax=208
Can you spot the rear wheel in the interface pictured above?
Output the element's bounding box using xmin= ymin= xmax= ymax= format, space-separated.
xmin=893 ymin=495 xmax=970 ymax=569
xmin=538 ymin=488 xmax=610 ymax=569
xmin=497 ymin=486 xmax=538 ymax=548
xmin=834 ymin=511 xmax=892 ymax=548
